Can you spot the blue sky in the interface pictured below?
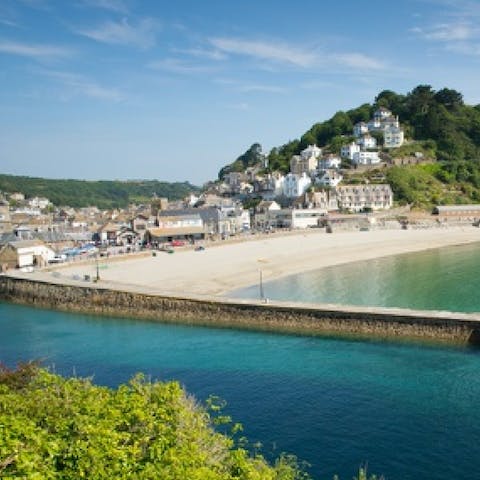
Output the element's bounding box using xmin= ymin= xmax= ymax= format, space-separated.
xmin=1 ymin=0 xmax=480 ymax=185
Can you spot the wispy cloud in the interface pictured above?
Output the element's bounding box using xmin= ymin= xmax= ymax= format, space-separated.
xmin=148 ymin=58 xmax=217 ymax=75
xmin=0 ymin=18 xmax=18 ymax=27
xmin=334 ymin=53 xmax=386 ymax=70
xmin=172 ymin=47 xmax=227 ymax=61
xmin=208 ymin=36 xmax=387 ymax=73
xmin=38 ymin=69 xmax=124 ymax=101
xmin=0 ymin=40 xmax=72 ymax=59
xmin=80 ymin=0 xmax=129 ymax=14
xmin=75 ymin=17 xmax=159 ymax=49
xmin=412 ymin=22 xmax=475 ymax=41
xmin=209 ymin=37 xmax=317 ymax=67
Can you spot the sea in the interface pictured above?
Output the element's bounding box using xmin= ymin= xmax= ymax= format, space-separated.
xmin=2 ymin=243 xmax=480 ymax=480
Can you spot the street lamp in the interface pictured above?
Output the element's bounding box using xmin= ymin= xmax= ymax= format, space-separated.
xmin=95 ymin=253 xmax=100 ymax=281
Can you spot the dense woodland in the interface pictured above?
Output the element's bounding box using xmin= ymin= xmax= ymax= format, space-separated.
xmin=220 ymin=85 xmax=480 ymax=208
xmin=0 ymin=175 xmax=199 ymax=209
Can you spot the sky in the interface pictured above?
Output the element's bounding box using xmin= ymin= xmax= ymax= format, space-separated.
xmin=1 ymin=0 xmax=480 ymax=185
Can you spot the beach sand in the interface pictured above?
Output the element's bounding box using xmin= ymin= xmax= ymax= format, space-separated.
xmin=42 ymin=227 xmax=480 ymax=298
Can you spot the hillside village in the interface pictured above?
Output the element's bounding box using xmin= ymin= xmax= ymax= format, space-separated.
xmin=2 ymin=98 xmax=480 ymax=271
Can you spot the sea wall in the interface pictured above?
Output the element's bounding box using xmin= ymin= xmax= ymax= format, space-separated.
xmin=2 ymin=275 xmax=480 ymax=345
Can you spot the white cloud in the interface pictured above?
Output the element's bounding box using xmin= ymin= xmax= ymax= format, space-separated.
xmin=209 ymin=37 xmax=317 ymax=67
xmin=148 ymin=58 xmax=216 ymax=75
xmin=0 ymin=40 xmax=72 ymax=59
xmin=172 ymin=47 xmax=227 ymax=61
xmin=334 ymin=53 xmax=386 ymax=70
xmin=75 ymin=17 xmax=159 ymax=49
xmin=39 ymin=70 xmax=124 ymax=101
xmin=413 ymin=22 xmax=475 ymax=41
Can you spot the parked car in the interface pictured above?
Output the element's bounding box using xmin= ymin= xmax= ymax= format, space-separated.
xmin=170 ymin=240 xmax=185 ymax=247
xmin=48 ymin=254 xmax=67 ymax=264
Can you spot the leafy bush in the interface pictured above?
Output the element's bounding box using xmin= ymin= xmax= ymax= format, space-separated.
xmin=0 ymin=364 xmax=307 ymax=479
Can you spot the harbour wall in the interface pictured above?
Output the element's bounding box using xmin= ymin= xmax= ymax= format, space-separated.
xmin=2 ymin=275 xmax=480 ymax=345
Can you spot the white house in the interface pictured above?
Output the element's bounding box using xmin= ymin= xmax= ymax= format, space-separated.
xmin=0 ymin=239 xmax=55 ymax=269
xmin=257 ymin=173 xmax=285 ymax=199
xmin=356 ymin=134 xmax=377 ymax=149
xmin=28 ymin=197 xmax=51 ymax=209
xmin=353 ymin=122 xmax=369 ymax=137
xmin=335 ymin=184 xmax=393 ymax=212
xmin=254 ymin=200 xmax=281 ymax=229
xmin=384 ymin=126 xmax=405 ymax=148
xmin=316 ymin=170 xmax=343 ymax=187
xmin=340 ymin=142 xmax=360 ymax=160
xmin=291 ymin=208 xmax=328 ymax=228
xmin=291 ymin=145 xmax=322 ymax=175
xmin=373 ymin=107 xmax=392 ymax=121
xmin=382 ymin=116 xmax=400 ymax=129
xmin=318 ymin=154 xmax=341 ymax=170
xmin=367 ymin=118 xmax=382 ymax=131
xmin=300 ymin=144 xmax=322 ymax=160
xmin=352 ymin=150 xmax=381 ymax=165
xmin=283 ymin=173 xmax=312 ymax=198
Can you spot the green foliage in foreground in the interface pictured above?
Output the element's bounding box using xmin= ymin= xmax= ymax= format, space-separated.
xmin=0 ymin=363 xmax=306 ymax=480
xmin=0 ymin=174 xmax=200 ymax=208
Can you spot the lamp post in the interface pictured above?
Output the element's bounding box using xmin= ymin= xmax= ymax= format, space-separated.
xmin=95 ymin=253 xmax=100 ymax=282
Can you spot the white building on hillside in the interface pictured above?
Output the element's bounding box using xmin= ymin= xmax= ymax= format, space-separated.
xmin=28 ymin=197 xmax=50 ymax=209
xmin=316 ymin=170 xmax=343 ymax=187
xmin=373 ymin=107 xmax=392 ymax=121
xmin=340 ymin=142 xmax=360 ymax=160
xmin=301 ymin=144 xmax=322 ymax=160
xmin=336 ymin=184 xmax=393 ymax=212
xmin=356 ymin=134 xmax=377 ymax=149
xmin=353 ymin=122 xmax=369 ymax=137
xmin=367 ymin=118 xmax=382 ymax=131
xmin=283 ymin=173 xmax=312 ymax=198
xmin=352 ymin=150 xmax=381 ymax=165
xmin=384 ymin=126 xmax=405 ymax=148
xmin=318 ymin=154 xmax=341 ymax=170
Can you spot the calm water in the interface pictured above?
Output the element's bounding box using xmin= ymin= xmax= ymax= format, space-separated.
xmin=232 ymin=242 xmax=480 ymax=313
xmin=2 ymin=302 xmax=480 ymax=480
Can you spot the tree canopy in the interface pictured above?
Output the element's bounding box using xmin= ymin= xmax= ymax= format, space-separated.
xmin=0 ymin=175 xmax=200 ymax=209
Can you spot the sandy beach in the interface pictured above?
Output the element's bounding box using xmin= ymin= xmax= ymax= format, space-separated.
xmin=36 ymin=226 xmax=480 ymax=299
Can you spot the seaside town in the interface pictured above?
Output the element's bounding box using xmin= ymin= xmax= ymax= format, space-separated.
xmin=5 ymin=1 xmax=480 ymax=479
xmin=2 ymin=106 xmax=480 ymax=272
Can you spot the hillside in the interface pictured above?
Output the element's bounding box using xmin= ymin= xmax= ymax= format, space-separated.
xmin=0 ymin=175 xmax=200 ymax=209
xmin=220 ymin=85 xmax=480 ymax=208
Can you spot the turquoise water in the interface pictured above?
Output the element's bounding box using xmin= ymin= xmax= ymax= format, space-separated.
xmin=232 ymin=242 xmax=480 ymax=313
xmin=2 ymin=302 xmax=480 ymax=480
